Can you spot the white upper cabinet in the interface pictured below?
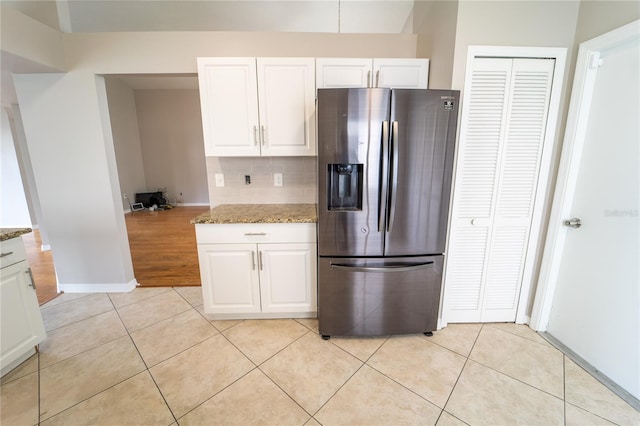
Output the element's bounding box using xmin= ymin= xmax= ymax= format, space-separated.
xmin=315 ymin=58 xmax=373 ymax=88
xmin=373 ymin=58 xmax=430 ymax=89
xmin=198 ymin=57 xmax=316 ymax=157
xmin=198 ymin=57 xmax=260 ymax=156
xmin=316 ymin=58 xmax=429 ymax=89
xmin=256 ymin=58 xmax=316 ymax=156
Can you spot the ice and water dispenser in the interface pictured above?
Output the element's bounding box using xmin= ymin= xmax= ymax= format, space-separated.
xmin=327 ymin=164 xmax=363 ymax=211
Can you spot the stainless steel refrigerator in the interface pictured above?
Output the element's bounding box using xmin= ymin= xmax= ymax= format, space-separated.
xmin=317 ymin=88 xmax=459 ymax=339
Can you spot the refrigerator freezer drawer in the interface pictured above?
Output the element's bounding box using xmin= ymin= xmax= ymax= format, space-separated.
xmin=318 ymin=255 xmax=443 ymax=337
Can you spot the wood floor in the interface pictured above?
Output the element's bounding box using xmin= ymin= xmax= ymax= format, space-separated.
xmin=26 ymin=206 xmax=209 ymax=305
xmin=125 ymin=206 xmax=208 ymax=287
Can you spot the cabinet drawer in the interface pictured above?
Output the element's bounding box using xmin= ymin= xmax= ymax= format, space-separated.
xmin=0 ymin=237 xmax=27 ymax=269
xmin=196 ymin=223 xmax=316 ymax=244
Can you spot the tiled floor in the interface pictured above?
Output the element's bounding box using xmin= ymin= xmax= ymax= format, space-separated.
xmin=2 ymin=287 xmax=638 ymax=425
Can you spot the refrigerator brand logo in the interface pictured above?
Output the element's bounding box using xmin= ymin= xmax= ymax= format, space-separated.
xmin=443 ymin=101 xmax=455 ymax=110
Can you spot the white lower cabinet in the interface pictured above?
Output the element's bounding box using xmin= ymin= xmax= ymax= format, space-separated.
xmin=1 ymin=236 xmax=46 ymax=377
xmin=196 ymin=223 xmax=317 ymax=319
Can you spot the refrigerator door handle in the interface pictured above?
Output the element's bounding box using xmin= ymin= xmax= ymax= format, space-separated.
xmin=379 ymin=120 xmax=390 ymax=232
xmin=330 ymin=261 xmax=434 ymax=273
xmin=388 ymin=120 xmax=399 ymax=232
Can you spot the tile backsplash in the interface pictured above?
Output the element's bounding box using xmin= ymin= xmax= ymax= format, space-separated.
xmin=206 ymin=157 xmax=317 ymax=206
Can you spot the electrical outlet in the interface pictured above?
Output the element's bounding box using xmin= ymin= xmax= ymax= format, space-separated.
xmin=215 ymin=174 xmax=224 ymax=187
xmin=274 ymin=173 xmax=283 ymax=187
xmin=245 ymin=175 xmax=251 ymax=185
xmin=123 ymin=193 xmax=128 ymax=199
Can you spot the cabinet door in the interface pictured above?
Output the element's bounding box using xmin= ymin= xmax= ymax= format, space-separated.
xmin=197 ymin=57 xmax=261 ymax=156
xmin=1 ymin=261 xmax=46 ymax=373
xmin=373 ymin=58 xmax=430 ymax=89
xmin=198 ymin=244 xmax=261 ymax=314
xmin=258 ymin=243 xmax=317 ymax=314
xmin=257 ymin=58 xmax=316 ymax=156
xmin=316 ymin=58 xmax=373 ymax=88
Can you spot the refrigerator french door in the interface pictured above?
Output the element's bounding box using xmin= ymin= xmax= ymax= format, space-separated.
xmin=317 ymin=88 xmax=459 ymax=338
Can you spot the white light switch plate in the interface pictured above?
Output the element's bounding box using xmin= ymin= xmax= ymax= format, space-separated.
xmin=215 ymin=174 xmax=224 ymax=187
xmin=274 ymin=173 xmax=283 ymax=187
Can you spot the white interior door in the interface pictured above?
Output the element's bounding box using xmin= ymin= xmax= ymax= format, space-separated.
xmin=534 ymin=21 xmax=639 ymax=400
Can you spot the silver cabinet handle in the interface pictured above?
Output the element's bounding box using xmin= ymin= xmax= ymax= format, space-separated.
xmin=253 ymin=125 xmax=259 ymax=146
xmin=259 ymin=251 xmax=264 ymax=270
xmin=375 ymin=70 xmax=380 ymax=87
xmin=367 ymin=70 xmax=371 ymax=88
xmin=251 ymin=251 xmax=256 ymax=270
xmin=0 ymin=251 xmax=14 ymax=258
xmin=25 ymin=268 xmax=37 ymax=289
xmin=244 ymin=232 xmax=267 ymax=236
xmin=331 ymin=262 xmax=434 ymax=273
xmin=260 ymin=125 xmax=266 ymax=146
xmin=563 ymin=218 xmax=582 ymax=228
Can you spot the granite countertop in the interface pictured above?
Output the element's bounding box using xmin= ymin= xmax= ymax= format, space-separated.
xmin=0 ymin=228 xmax=32 ymax=242
xmin=191 ymin=204 xmax=317 ymax=224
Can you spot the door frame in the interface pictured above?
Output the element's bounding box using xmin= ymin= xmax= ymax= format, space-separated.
xmin=441 ymin=46 xmax=567 ymax=327
xmin=529 ymin=20 xmax=640 ymax=331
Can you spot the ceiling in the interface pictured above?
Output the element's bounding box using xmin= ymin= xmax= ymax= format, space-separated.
xmin=2 ymin=0 xmax=415 ymax=34
xmin=1 ymin=1 xmax=417 ymax=103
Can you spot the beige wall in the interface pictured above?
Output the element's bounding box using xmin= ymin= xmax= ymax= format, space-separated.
xmin=63 ymin=32 xmax=419 ymax=74
xmin=574 ymin=1 xmax=639 ymax=44
xmin=414 ymin=0 xmax=458 ymax=89
xmin=0 ymin=5 xmax=66 ymax=71
xmin=451 ymin=1 xmax=581 ymax=90
xmin=206 ymin=157 xmax=316 ymax=207
xmin=105 ymin=78 xmax=147 ymax=212
xmin=134 ymin=89 xmax=208 ymax=205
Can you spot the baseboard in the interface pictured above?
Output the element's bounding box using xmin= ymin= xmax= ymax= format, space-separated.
xmin=540 ymin=332 xmax=640 ymax=411
xmin=41 ymin=244 xmax=51 ymax=251
xmin=58 ymin=279 xmax=138 ymax=293
xmin=177 ymin=203 xmax=210 ymax=207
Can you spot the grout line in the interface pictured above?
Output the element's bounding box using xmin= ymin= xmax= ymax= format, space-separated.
xmin=437 ymin=323 xmax=485 ymax=415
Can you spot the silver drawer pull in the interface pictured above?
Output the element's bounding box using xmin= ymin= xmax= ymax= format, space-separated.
xmin=25 ymin=268 xmax=37 ymax=289
xmin=0 ymin=251 xmax=14 ymax=258
xmin=244 ymin=232 xmax=267 ymax=236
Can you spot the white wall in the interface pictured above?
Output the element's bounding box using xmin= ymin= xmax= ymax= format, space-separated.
xmin=134 ymin=89 xmax=208 ymax=205
xmin=0 ymin=108 xmax=31 ymax=227
xmin=105 ymin=78 xmax=147 ymax=212
xmin=13 ymin=72 xmax=135 ymax=291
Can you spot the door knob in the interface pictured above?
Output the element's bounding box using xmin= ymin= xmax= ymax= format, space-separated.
xmin=563 ymin=218 xmax=582 ymax=228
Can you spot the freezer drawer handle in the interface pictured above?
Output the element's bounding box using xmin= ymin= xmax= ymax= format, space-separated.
xmin=330 ymin=262 xmax=434 ymax=273
xmin=0 ymin=251 xmax=13 ymax=258
xmin=244 ymin=232 xmax=267 ymax=236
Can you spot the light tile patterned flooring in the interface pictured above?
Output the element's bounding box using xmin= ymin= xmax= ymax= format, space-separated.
xmin=2 ymin=286 xmax=638 ymax=425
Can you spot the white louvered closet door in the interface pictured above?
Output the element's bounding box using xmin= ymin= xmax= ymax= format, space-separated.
xmin=443 ymin=57 xmax=555 ymax=323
